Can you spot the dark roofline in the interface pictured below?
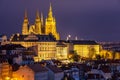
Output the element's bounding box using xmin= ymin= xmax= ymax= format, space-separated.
xmin=58 ymin=40 xmax=99 ymax=45
xmin=28 ymin=64 xmax=48 ymax=73
xmin=0 ymin=44 xmax=25 ymax=50
xmin=10 ymin=34 xmax=56 ymax=42
xmin=47 ymin=65 xmax=63 ymax=73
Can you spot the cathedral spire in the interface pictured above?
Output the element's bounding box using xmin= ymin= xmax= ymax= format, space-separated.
xmin=45 ymin=3 xmax=60 ymax=40
xmin=22 ymin=10 xmax=29 ymax=35
xmin=41 ymin=12 xmax=44 ymax=25
xmin=48 ymin=3 xmax=53 ymax=18
xmin=35 ymin=10 xmax=42 ymax=34
xmin=24 ymin=9 xmax=28 ymax=19
xmin=36 ymin=10 xmax=40 ymax=19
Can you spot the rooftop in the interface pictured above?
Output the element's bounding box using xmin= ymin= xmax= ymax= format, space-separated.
xmin=0 ymin=44 xmax=25 ymax=50
xmin=58 ymin=40 xmax=99 ymax=45
xmin=10 ymin=34 xmax=56 ymax=42
xmin=47 ymin=65 xmax=63 ymax=73
xmin=28 ymin=64 xmax=48 ymax=73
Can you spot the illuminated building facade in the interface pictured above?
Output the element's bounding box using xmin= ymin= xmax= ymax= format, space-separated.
xmin=12 ymin=64 xmax=48 ymax=80
xmin=71 ymin=40 xmax=100 ymax=58
xmin=10 ymin=34 xmax=56 ymax=60
xmin=22 ymin=4 xmax=60 ymax=40
xmin=56 ymin=42 xmax=68 ymax=59
xmin=0 ymin=62 xmax=12 ymax=80
xmin=33 ymin=41 xmax=57 ymax=61
xmin=100 ymin=42 xmax=120 ymax=59
xmin=60 ymin=40 xmax=100 ymax=59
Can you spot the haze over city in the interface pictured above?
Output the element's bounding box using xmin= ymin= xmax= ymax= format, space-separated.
xmin=0 ymin=0 xmax=120 ymax=41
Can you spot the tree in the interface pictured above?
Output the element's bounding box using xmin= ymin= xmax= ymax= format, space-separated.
xmin=68 ymin=50 xmax=80 ymax=62
xmin=71 ymin=53 xmax=80 ymax=62
xmin=95 ymin=54 xmax=101 ymax=60
xmin=88 ymin=47 xmax=96 ymax=59
xmin=105 ymin=52 xmax=109 ymax=59
xmin=112 ymin=51 xmax=116 ymax=60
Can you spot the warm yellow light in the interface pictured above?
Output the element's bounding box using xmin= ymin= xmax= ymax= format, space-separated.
xmin=11 ymin=78 xmax=18 ymax=80
xmin=5 ymin=77 xmax=10 ymax=80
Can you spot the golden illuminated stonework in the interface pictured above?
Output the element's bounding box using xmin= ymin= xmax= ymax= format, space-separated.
xmin=22 ymin=3 xmax=60 ymax=40
xmin=11 ymin=3 xmax=101 ymax=61
xmin=22 ymin=10 xmax=29 ymax=35
xmin=45 ymin=3 xmax=60 ymax=40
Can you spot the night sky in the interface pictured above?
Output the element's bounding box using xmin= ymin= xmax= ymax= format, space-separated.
xmin=0 ymin=0 xmax=120 ymax=42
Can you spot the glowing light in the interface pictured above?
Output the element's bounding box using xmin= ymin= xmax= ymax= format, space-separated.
xmin=5 ymin=77 xmax=10 ymax=80
xmin=11 ymin=78 xmax=18 ymax=80
xmin=75 ymin=36 xmax=78 ymax=40
xmin=66 ymin=35 xmax=71 ymax=40
xmin=68 ymin=35 xmax=71 ymax=38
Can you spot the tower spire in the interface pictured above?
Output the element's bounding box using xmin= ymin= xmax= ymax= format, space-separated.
xmin=36 ymin=10 xmax=40 ymax=19
xmin=24 ymin=9 xmax=28 ymax=19
xmin=50 ymin=3 xmax=52 ymax=11
xmin=41 ymin=12 xmax=43 ymax=25
xmin=35 ymin=9 xmax=42 ymax=34
xmin=48 ymin=3 xmax=53 ymax=18
xmin=22 ymin=9 xmax=29 ymax=35
xmin=45 ymin=3 xmax=60 ymax=40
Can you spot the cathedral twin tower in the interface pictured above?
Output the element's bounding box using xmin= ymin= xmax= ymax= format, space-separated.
xmin=22 ymin=4 xmax=60 ymax=40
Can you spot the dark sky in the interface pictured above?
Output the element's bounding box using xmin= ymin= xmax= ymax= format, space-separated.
xmin=0 ymin=0 xmax=120 ymax=42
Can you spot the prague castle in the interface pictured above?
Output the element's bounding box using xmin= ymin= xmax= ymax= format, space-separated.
xmin=22 ymin=4 xmax=60 ymax=40
xmin=10 ymin=4 xmax=60 ymax=60
xmin=1 ymin=2 xmax=120 ymax=80
xmin=10 ymin=3 xmax=100 ymax=60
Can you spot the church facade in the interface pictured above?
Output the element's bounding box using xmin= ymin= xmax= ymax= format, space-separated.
xmin=22 ymin=4 xmax=60 ymax=40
